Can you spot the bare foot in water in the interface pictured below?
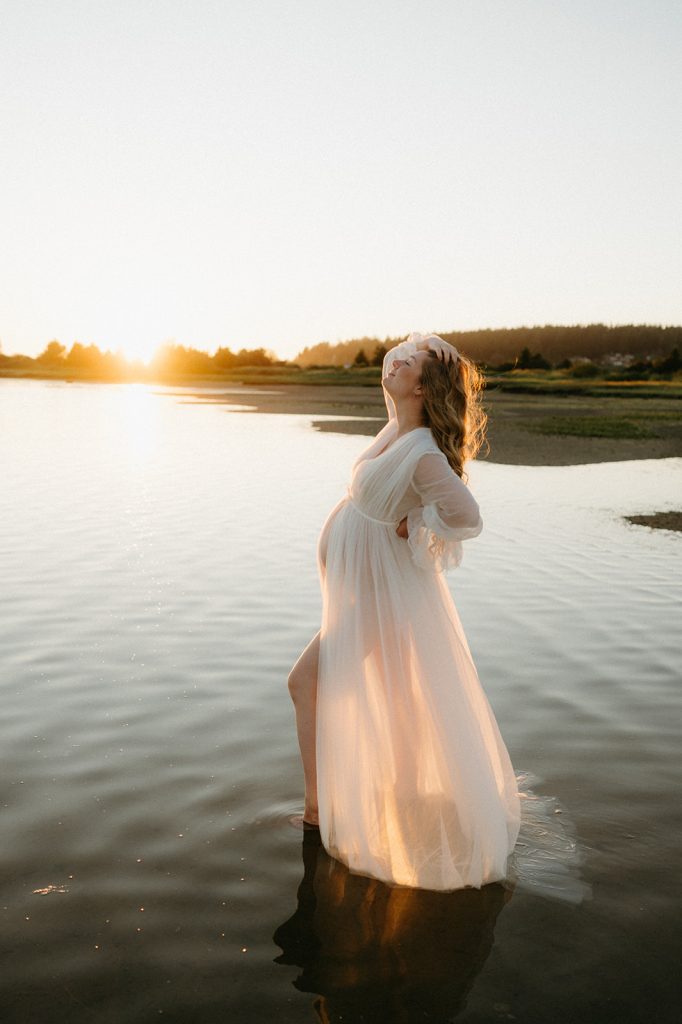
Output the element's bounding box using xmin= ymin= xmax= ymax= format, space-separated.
xmin=289 ymin=808 xmax=320 ymax=830
xmin=304 ymin=805 xmax=319 ymax=827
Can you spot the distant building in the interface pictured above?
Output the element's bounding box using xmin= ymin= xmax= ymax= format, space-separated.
xmin=601 ymin=352 xmax=635 ymax=367
xmin=569 ymin=352 xmax=634 ymax=367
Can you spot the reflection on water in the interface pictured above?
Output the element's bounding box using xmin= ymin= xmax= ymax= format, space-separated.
xmin=0 ymin=378 xmax=680 ymax=1023
xmin=274 ymin=828 xmax=511 ymax=1023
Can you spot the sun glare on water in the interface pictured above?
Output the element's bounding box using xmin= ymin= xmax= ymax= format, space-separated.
xmin=120 ymin=383 xmax=162 ymax=463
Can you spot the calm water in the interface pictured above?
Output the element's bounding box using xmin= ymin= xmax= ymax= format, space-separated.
xmin=1 ymin=378 xmax=680 ymax=1023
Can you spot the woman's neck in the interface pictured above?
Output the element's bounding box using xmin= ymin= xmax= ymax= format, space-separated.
xmin=393 ymin=409 xmax=426 ymax=437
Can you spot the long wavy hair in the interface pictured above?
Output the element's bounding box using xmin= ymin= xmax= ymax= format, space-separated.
xmin=418 ymin=348 xmax=489 ymax=483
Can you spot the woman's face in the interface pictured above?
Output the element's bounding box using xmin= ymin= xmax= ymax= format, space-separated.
xmin=383 ymin=349 xmax=430 ymax=400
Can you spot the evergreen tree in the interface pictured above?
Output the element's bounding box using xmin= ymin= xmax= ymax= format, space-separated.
xmin=371 ymin=343 xmax=387 ymax=367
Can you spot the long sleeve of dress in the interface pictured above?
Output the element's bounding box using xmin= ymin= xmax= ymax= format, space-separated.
xmin=406 ymin=452 xmax=483 ymax=573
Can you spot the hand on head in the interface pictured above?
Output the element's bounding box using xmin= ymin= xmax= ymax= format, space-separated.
xmin=405 ymin=332 xmax=458 ymax=370
xmin=415 ymin=337 xmax=458 ymax=366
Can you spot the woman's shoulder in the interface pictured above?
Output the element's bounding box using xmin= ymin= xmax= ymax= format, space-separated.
xmin=401 ymin=429 xmax=449 ymax=474
xmin=412 ymin=428 xmax=445 ymax=457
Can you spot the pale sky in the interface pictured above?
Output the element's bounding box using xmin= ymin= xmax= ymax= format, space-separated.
xmin=1 ymin=0 xmax=680 ymax=363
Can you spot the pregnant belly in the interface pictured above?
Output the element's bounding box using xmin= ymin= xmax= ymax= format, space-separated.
xmin=317 ymin=496 xmax=349 ymax=571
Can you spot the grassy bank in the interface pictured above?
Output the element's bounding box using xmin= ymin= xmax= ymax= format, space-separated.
xmin=3 ymin=363 xmax=682 ymax=399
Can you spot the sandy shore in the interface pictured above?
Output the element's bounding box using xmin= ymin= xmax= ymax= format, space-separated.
xmin=172 ymin=382 xmax=682 ymax=532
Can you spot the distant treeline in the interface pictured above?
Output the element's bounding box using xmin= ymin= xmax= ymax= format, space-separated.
xmin=0 ymin=339 xmax=285 ymax=381
xmin=294 ymin=323 xmax=682 ymax=368
xmin=0 ymin=324 xmax=680 ymax=380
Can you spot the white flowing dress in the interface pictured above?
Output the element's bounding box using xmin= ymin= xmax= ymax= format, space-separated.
xmin=315 ymin=339 xmax=521 ymax=892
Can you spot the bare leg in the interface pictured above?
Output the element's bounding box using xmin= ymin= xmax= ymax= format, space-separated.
xmin=287 ymin=629 xmax=321 ymax=825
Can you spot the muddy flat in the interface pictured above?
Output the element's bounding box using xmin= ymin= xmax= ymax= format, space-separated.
xmin=174 ymin=381 xmax=682 ymax=467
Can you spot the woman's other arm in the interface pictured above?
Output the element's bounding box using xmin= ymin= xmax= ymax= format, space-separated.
xmin=400 ymin=452 xmax=483 ymax=572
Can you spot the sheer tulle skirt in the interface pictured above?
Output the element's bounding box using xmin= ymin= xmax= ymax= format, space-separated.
xmin=316 ymin=499 xmax=521 ymax=892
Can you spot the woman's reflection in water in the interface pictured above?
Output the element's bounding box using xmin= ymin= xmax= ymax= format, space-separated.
xmin=273 ymin=828 xmax=515 ymax=1024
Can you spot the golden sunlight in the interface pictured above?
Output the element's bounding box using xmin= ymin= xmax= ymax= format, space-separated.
xmin=116 ymin=337 xmax=165 ymax=366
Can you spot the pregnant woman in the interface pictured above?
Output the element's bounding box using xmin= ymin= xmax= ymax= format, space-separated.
xmin=287 ymin=332 xmax=521 ymax=892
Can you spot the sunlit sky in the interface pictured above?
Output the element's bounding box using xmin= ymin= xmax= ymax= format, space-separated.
xmin=2 ymin=1 xmax=680 ymax=364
